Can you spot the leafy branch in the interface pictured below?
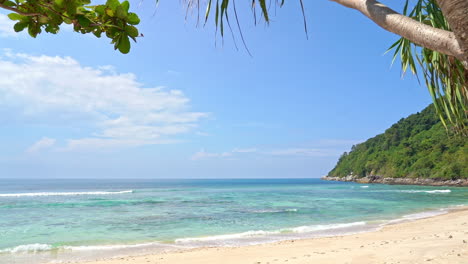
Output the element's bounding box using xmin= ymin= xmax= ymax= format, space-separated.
xmin=3 ymin=0 xmax=141 ymax=53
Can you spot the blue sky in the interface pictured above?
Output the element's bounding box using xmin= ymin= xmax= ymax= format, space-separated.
xmin=0 ymin=1 xmax=432 ymax=178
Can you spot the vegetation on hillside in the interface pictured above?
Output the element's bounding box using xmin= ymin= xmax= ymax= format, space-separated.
xmin=328 ymin=105 xmax=467 ymax=180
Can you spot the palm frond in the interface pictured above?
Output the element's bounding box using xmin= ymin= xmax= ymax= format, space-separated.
xmin=388 ymin=0 xmax=467 ymax=135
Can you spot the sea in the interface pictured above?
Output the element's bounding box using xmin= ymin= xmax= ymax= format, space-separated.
xmin=0 ymin=178 xmax=467 ymax=264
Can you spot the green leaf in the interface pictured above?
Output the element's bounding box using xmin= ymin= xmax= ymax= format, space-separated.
xmin=8 ymin=13 xmax=23 ymax=21
xmin=125 ymin=25 xmax=138 ymax=38
xmin=38 ymin=16 xmax=49 ymax=24
xmin=259 ymin=0 xmax=269 ymax=23
xmin=63 ymin=17 xmax=73 ymax=24
xmin=127 ymin=13 xmax=140 ymax=25
xmin=215 ymin=0 xmax=219 ymax=27
xmin=402 ymin=0 xmax=409 ymax=15
xmin=118 ymin=35 xmax=130 ymax=54
xmin=77 ymin=15 xmax=90 ymax=27
xmin=28 ymin=24 xmax=40 ymax=38
xmin=121 ymin=1 xmax=130 ymax=12
xmin=54 ymin=0 xmax=64 ymax=8
xmin=2 ymin=0 xmax=15 ymax=7
xmin=204 ymin=0 xmax=212 ymax=25
xmin=45 ymin=24 xmax=59 ymax=34
xmin=115 ymin=6 xmax=127 ymax=19
xmin=105 ymin=8 xmax=115 ymax=17
xmin=93 ymin=28 xmax=102 ymax=38
xmin=95 ymin=5 xmax=106 ymax=15
xmin=106 ymin=0 xmax=120 ymax=10
xmin=65 ymin=1 xmax=78 ymax=16
xmin=106 ymin=30 xmax=113 ymax=39
xmin=13 ymin=22 xmax=27 ymax=32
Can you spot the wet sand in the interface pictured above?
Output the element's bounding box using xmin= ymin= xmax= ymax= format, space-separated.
xmin=75 ymin=207 xmax=468 ymax=264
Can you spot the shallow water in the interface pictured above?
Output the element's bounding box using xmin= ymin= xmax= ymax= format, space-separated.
xmin=0 ymin=178 xmax=467 ymax=264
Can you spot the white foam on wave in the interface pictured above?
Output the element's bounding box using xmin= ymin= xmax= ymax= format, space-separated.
xmin=252 ymin=208 xmax=298 ymax=214
xmin=0 ymin=242 xmax=179 ymax=255
xmin=62 ymin=242 xmax=162 ymax=251
xmin=175 ymin=221 xmax=367 ymax=244
xmin=360 ymin=186 xmax=369 ymax=188
xmin=385 ymin=209 xmax=448 ymax=225
xmin=175 ymin=230 xmax=280 ymax=243
xmin=400 ymin=189 xmax=451 ymax=194
xmin=284 ymin=221 xmax=366 ymax=233
xmin=0 ymin=190 xmax=133 ymax=197
xmin=0 ymin=244 xmax=53 ymax=254
xmin=426 ymin=190 xmax=451 ymax=193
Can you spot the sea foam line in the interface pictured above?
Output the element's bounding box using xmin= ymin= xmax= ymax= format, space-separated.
xmin=285 ymin=221 xmax=366 ymax=233
xmin=0 ymin=244 xmax=53 ymax=254
xmin=400 ymin=190 xmax=451 ymax=194
xmin=0 ymin=190 xmax=133 ymax=197
xmin=0 ymin=242 xmax=174 ymax=254
xmin=384 ymin=209 xmax=449 ymax=225
xmin=1 ymin=222 xmax=369 ymax=253
xmin=251 ymin=208 xmax=298 ymax=214
xmin=0 ymin=208 xmax=456 ymax=256
xmin=175 ymin=221 xmax=366 ymax=243
xmin=62 ymin=242 xmax=166 ymax=251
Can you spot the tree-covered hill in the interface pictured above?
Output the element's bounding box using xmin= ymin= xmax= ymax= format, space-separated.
xmin=328 ymin=105 xmax=467 ymax=180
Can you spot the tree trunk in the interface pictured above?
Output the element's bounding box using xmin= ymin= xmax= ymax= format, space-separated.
xmin=436 ymin=0 xmax=468 ymax=69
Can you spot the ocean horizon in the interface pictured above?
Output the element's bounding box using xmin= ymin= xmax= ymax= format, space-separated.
xmin=1 ymin=178 xmax=467 ymax=264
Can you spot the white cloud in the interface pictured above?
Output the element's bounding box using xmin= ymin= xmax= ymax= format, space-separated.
xmin=191 ymin=147 xmax=339 ymax=160
xmin=190 ymin=139 xmax=361 ymax=160
xmin=26 ymin=138 xmax=56 ymax=154
xmin=265 ymin=148 xmax=339 ymax=157
xmin=0 ymin=14 xmax=16 ymax=37
xmin=166 ymin=70 xmax=181 ymax=75
xmin=195 ymin=131 xmax=211 ymax=137
xmin=232 ymin=148 xmax=257 ymax=153
xmin=191 ymin=147 xmax=258 ymax=160
xmin=191 ymin=149 xmax=232 ymax=160
xmin=0 ymin=52 xmax=208 ymax=151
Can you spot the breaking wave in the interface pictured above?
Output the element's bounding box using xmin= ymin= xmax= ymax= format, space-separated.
xmin=0 ymin=190 xmax=133 ymax=197
xmin=0 ymin=244 xmax=53 ymax=254
xmin=251 ymin=208 xmax=298 ymax=214
xmin=175 ymin=221 xmax=366 ymax=244
xmin=400 ymin=190 xmax=451 ymax=194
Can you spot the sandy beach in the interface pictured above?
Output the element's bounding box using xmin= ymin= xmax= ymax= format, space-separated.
xmin=75 ymin=207 xmax=468 ymax=264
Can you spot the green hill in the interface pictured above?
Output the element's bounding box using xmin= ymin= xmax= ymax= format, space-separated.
xmin=328 ymin=105 xmax=467 ymax=180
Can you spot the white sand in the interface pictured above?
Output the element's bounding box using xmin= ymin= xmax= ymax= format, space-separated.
xmin=75 ymin=207 xmax=468 ymax=264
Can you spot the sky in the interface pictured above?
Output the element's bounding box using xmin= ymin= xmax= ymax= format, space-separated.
xmin=0 ymin=0 xmax=432 ymax=179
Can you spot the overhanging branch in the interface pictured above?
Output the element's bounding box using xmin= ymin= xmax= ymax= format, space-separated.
xmin=330 ymin=0 xmax=464 ymax=60
xmin=0 ymin=3 xmax=41 ymax=16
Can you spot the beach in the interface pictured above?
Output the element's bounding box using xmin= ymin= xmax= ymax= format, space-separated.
xmin=2 ymin=179 xmax=468 ymax=264
xmin=76 ymin=207 xmax=468 ymax=264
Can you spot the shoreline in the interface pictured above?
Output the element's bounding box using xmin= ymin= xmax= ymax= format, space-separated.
xmin=70 ymin=206 xmax=468 ymax=264
xmin=322 ymin=175 xmax=468 ymax=187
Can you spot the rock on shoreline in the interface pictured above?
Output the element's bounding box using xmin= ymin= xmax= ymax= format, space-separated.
xmin=322 ymin=175 xmax=468 ymax=187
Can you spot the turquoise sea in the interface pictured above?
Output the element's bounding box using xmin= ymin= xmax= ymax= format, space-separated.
xmin=0 ymin=178 xmax=467 ymax=264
